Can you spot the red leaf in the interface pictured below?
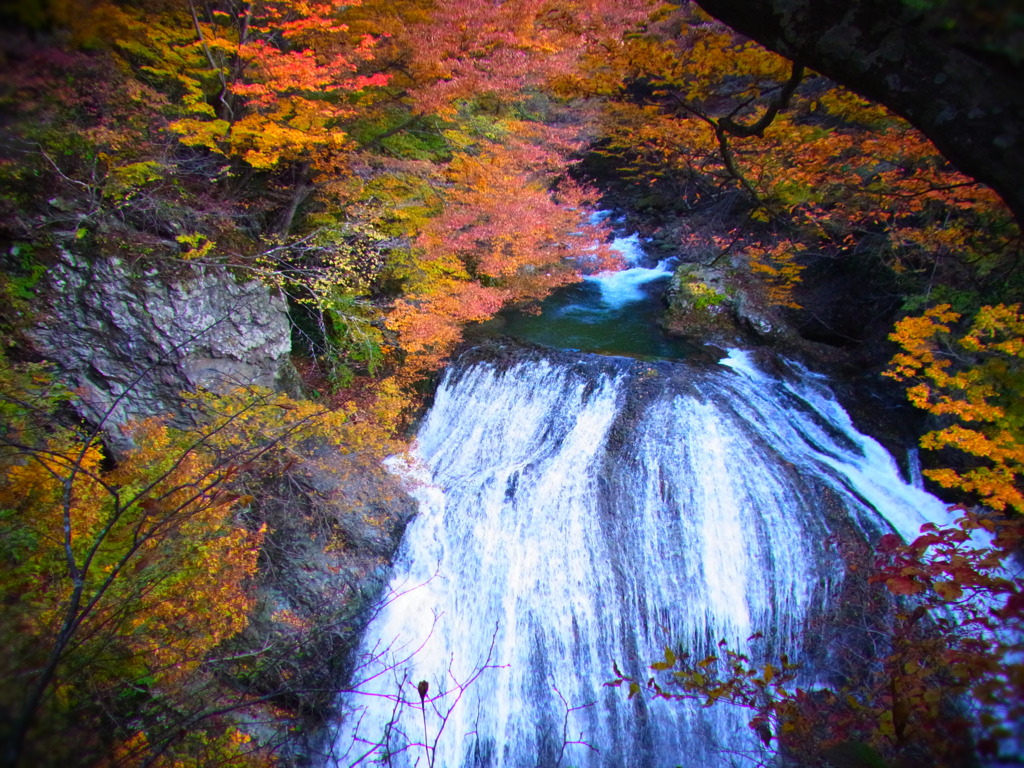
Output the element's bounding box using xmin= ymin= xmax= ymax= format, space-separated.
xmin=886 ymin=575 xmax=925 ymax=596
xmin=878 ymin=533 xmax=903 ymax=553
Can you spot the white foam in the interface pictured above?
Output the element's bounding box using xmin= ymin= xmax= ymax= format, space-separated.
xmin=587 ymin=258 xmax=675 ymax=308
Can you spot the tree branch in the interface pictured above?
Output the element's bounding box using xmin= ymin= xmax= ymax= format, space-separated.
xmin=718 ymin=62 xmax=805 ymax=138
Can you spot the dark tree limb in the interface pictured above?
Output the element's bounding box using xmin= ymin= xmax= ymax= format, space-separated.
xmin=719 ymin=62 xmax=805 ymax=138
xmin=694 ymin=0 xmax=1024 ymax=224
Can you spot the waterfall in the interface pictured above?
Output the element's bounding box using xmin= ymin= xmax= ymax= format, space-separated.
xmin=329 ymin=343 xmax=949 ymax=768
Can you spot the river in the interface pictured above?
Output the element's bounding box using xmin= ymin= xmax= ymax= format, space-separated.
xmin=325 ymin=231 xmax=950 ymax=767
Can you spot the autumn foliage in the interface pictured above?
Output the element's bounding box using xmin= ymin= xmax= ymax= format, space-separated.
xmin=877 ymin=303 xmax=1024 ymax=757
xmin=3 ymin=0 xmax=1024 ymax=764
xmin=0 ymin=357 xmax=356 ymax=767
xmin=87 ymin=0 xmax=388 ymax=173
xmin=562 ymin=3 xmax=1018 ymax=309
xmin=388 ymin=132 xmax=617 ymax=377
xmin=887 ymin=303 xmax=1024 ymax=514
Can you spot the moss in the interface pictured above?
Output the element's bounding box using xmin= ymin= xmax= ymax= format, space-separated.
xmin=688 ymin=282 xmax=728 ymax=311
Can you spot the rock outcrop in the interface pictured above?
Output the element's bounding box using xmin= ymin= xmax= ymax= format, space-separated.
xmin=31 ymin=249 xmax=299 ymax=449
xmin=27 ymin=249 xmax=418 ymax=761
xmin=236 ymin=449 xmax=417 ymax=764
xmin=662 ymin=262 xmax=795 ymax=346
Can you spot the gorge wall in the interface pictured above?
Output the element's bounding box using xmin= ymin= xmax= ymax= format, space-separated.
xmin=23 ymin=247 xmax=415 ymax=763
xmin=30 ymin=249 xmax=300 ymax=450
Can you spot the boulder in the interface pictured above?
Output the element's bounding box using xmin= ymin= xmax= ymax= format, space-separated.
xmin=663 ymin=261 xmax=800 ymax=347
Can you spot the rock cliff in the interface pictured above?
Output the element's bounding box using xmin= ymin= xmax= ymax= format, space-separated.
xmin=30 ymin=249 xmax=299 ymax=449
xmin=26 ymin=247 xmax=415 ymax=761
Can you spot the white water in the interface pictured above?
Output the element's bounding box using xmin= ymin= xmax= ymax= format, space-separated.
xmin=586 ymin=233 xmax=675 ymax=309
xmin=328 ymin=346 xmax=950 ymax=768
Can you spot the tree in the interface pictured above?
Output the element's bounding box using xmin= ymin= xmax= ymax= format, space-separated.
xmin=386 ymin=129 xmax=617 ymax=378
xmin=397 ymin=0 xmax=656 ymax=117
xmin=564 ymin=2 xmax=1019 ymax=310
xmin=0 ymin=356 xmax=352 ymax=767
xmin=887 ymin=303 xmax=1024 ymax=514
xmin=880 ymin=304 xmax=1024 ymax=760
xmin=88 ymin=0 xmax=389 ymax=176
xmin=692 ymin=0 xmax=1024 ymax=225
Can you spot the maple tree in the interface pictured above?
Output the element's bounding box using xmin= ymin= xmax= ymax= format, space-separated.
xmin=692 ymin=0 xmax=1024 ymax=225
xmin=396 ymin=0 xmax=655 ymax=117
xmin=386 ymin=128 xmax=618 ymax=378
xmin=877 ymin=302 xmax=1024 ymax=757
xmin=312 ymin=0 xmax=653 ymax=387
xmin=887 ymin=303 xmax=1024 ymax=514
xmin=85 ymin=0 xmax=388 ymax=176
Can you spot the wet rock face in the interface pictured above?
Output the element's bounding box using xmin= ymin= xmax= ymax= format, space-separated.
xmin=31 ymin=249 xmax=299 ymax=447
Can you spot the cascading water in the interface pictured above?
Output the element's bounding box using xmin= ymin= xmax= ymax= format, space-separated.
xmin=327 ymin=340 xmax=950 ymax=768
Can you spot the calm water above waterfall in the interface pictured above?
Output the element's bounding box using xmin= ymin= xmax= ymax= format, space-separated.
xmin=471 ymin=232 xmax=695 ymax=360
xmin=328 ymin=234 xmax=950 ymax=768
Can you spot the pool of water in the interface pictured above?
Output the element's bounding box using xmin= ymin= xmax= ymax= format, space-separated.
xmin=470 ymin=232 xmax=698 ymax=360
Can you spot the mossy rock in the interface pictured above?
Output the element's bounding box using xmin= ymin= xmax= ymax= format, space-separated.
xmin=663 ymin=264 xmax=738 ymax=338
xmin=663 ymin=262 xmax=800 ymax=347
